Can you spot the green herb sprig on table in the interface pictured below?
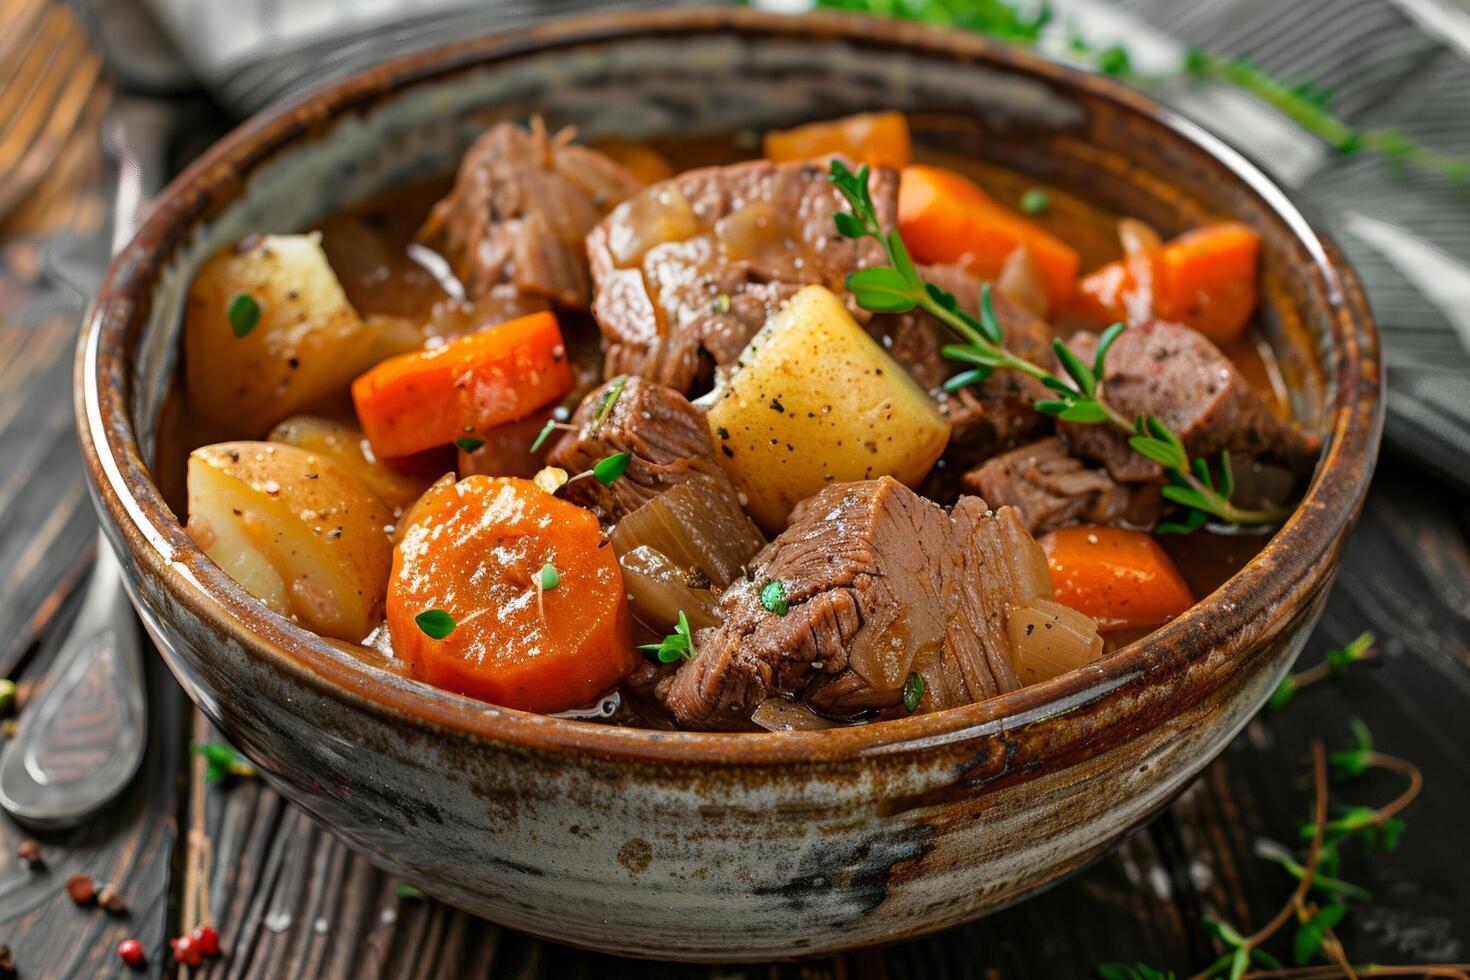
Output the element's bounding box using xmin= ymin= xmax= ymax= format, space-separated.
xmin=807 ymin=0 xmax=1470 ymax=184
xmin=1094 ymin=711 xmax=1443 ymax=979
xmin=828 ymin=160 xmax=1286 ymax=530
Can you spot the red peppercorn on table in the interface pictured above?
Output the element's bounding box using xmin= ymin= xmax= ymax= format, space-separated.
xmin=0 ymin=13 xmax=1466 ymax=980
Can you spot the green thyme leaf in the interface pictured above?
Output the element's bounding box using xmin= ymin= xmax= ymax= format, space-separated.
xmin=1097 ymin=45 xmax=1133 ymax=77
xmin=1052 ymin=338 xmax=1096 ymax=394
xmin=1056 ymin=400 xmax=1110 ymax=424
xmin=1292 ymin=902 xmax=1347 ymax=966
xmin=395 ymin=883 xmax=425 ymax=900
xmin=529 ymin=417 xmax=558 ymax=453
xmin=1269 ymin=674 xmax=1297 ymax=709
xmin=760 ymin=579 xmax=789 ymax=616
xmin=537 ymin=563 xmax=560 ymax=591
xmin=846 ymin=266 xmax=920 ymax=313
xmin=593 ymin=376 xmax=628 ymax=428
xmin=1019 ymin=187 xmax=1050 ymax=214
xmin=638 ymin=609 xmax=697 ymax=663
xmin=977 ymin=283 xmax=1004 ymax=344
xmin=833 ymin=211 xmax=867 ymax=238
xmin=903 ymin=671 xmax=924 ymax=712
xmin=1092 ymin=322 xmax=1125 ymax=376
xmin=943 ymin=368 xmax=992 ymax=393
xmin=228 ymin=293 xmax=262 ymax=338
xmin=454 ymin=437 xmax=485 ymax=453
xmin=415 ymin=609 xmax=456 ymax=640
xmin=593 ymin=452 xmax=632 ymax=485
xmin=190 ymin=742 xmax=257 ymax=782
xmin=1156 ymin=509 xmax=1209 ymax=536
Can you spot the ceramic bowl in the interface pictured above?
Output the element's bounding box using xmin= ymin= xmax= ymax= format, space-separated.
xmin=76 ymin=7 xmax=1382 ymax=961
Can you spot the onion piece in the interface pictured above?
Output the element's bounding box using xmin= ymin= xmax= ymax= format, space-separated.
xmin=606 ymin=184 xmax=702 ymax=266
xmin=610 ymin=475 xmax=764 ymax=589
xmin=997 ymin=244 xmax=1049 ymax=317
xmin=750 ymin=697 xmax=840 ymax=732
xmin=1006 ymin=597 xmax=1105 ymax=686
xmin=618 ymin=545 xmax=721 ymax=634
xmin=715 ymin=201 xmax=786 ymax=263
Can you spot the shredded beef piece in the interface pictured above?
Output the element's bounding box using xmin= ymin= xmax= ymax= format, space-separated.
xmin=547 ymin=377 xmax=730 ymax=524
xmin=419 ymin=119 xmax=642 ymax=310
xmin=1062 ymin=321 xmax=1321 ymax=483
xmin=661 ymin=477 xmax=1052 ymax=729
xmin=963 ymin=437 xmax=1162 ymax=534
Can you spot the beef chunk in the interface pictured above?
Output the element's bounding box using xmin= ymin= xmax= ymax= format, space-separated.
xmin=963 ymin=437 xmax=1159 ymax=534
xmin=546 ymin=376 xmax=730 ymax=524
xmin=661 ymin=477 xmax=1052 ymax=729
xmin=588 ymin=158 xmax=896 ymax=393
xmin=419 ymin=119 xmax=642 ymax=310
xmin=870 ymin=263 xmax=1055 ymax=468
xmin=1063 ymin=321 xmax=1321 ymax=483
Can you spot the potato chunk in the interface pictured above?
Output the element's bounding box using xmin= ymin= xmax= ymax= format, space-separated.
xmin=268 ymin=415 xmax=436 ymax=515
xmin=186 ymin=441 xmax=393 ymax=641
xmin=184 ymin=233 xmax=418 ymax=436
xmin=705 ymin=285 xmax=949 ymax=530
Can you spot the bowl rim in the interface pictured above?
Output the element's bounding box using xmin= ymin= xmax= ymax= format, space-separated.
xmin=76 ymin=5 xmax=1383 ymax=767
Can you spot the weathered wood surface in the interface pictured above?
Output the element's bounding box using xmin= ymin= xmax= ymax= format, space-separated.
xmin=0 ymin=36 xmax=1465 ymax=980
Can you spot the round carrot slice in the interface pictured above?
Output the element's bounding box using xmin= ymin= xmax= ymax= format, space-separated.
xmin=387 ymin=476 xmax=634 ymax=713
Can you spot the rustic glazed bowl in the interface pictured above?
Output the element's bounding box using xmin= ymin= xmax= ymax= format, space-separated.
xmin=77 ymin=7 xmax=1382 ymax=962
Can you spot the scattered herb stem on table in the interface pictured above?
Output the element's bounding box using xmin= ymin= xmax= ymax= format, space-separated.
xmin=802 ymin=0 xmax=1470 ymax=184
xmin=827 ymin=159 xmax=1288 ymax=531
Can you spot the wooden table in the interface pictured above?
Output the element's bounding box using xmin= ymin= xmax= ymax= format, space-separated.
xmin=0 ymin=81 xmax=1466 ymax=980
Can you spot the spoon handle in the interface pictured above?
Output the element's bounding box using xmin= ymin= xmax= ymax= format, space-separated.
xmin=0 ymin=538 xmax=148 ymax=829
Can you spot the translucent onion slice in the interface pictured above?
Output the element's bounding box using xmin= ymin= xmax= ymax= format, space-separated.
xmin=606 ymin=184 xmax=702 ymax=266
xmin=610 ymin=475 xmax=765 ymax=589
xmin=750 ymin=697 xmax=840 ymax=732
xmin=1006 ymin=597 xmax=1105 ymax=686
xmin=618 ymin=545 xmax=721 ymax=635
xmin=997 ymin=244 xmax=1049 ymax=317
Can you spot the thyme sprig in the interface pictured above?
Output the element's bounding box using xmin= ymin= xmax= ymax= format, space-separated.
xmin=828 ymin=160 xmax=1285 ymax=530
xmin=638 ymin=610 xmax=697 ymax=663
xmin=808 ymin=0 xmax=1470 ymax=184
xmin=1270 ymin=633 xmax=1377 ymax=709
xmin=1097 ymin=719 xmax=1439 ymax=980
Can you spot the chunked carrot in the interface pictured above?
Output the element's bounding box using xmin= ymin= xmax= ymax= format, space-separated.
xmin=1071 ymin=222 xmax=1261 ymax=343
xmin=1039 ymin=526 xmax=1193 ymax=632
xmin=387 ymin=476 xmax=635 ymax=713
xmin=898 ymin=164 xmax=1079 ymax=311
xmin=351 ymin=311 xmax=572 ymax=459
xmin=765 ymin=112 xmax=912 ymax=170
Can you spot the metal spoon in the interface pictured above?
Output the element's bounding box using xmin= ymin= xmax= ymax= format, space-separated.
xmin=0 ymin=98 xmax=169 ymax=829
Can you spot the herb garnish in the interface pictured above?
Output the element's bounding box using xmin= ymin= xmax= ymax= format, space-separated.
xmin=190 ymin=742 xmax=257 ymax=782
xmin=592 ymin=452 xmax=631 ymax=485
xmin=810 ymin=0 xmax=1470 ymax=184
xmin=1019 ymin=187 xmax=1050 ymax=214
xmin=593 ymin=376 xmax=628 ymax=429
xmin=759 ymin=579 xmax=789 ymax=616
xmin=394 ymin=883 xmax=425 ymax=900
xmin=828 ymin=159 xmax=1286 ymax=531
xmin=530 ymin=417 xmax=559 ymax=453
xmin=1270 ymin=632 xmax=1376 ymax=709
xmin=902 ymin=671 xmax=924 ymax=712
xmin=454 ymin=437 xmax=485 ymax=453
xmin=638 ymin=610 xmax=697 ymax=663
xmin=536 ymin=563 xmax=560 ymax=591
xmin=415 ymin=609 xmax=456 ymax=639
xmin=227 ymin=293 xmax=261 ymax=338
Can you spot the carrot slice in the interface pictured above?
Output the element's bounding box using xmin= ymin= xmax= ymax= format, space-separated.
xmin=1071 ymin=222 xmax=1260 ymax=343
xmin=351 ymin=311 xmax=573 ymax=459
xmin=898 ymin=164 xmax=1079 ymax=311
xmin=764 ymin=112 xmax=913 ymax=169
xmin=387 ymin=476 xmax=635 ymax=713
xmin=1039 ymin=526 xmax=1194 ymax=632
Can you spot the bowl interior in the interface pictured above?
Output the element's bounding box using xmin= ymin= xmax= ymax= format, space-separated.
xmin=95 ymin=10 xmax=1371 ymax=758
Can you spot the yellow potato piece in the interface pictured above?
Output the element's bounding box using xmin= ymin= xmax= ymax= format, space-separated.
xmin=184 ymin=233 xmax=419 ymax=437
xmin=706 ymin=285 xmax=950 ymax=531
xmin=186 ymin=441 xmax=393 ymax=642
xmin=268 ymin=415 xmax=434 ymax=515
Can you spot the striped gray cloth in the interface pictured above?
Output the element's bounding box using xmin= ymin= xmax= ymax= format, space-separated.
xmin=115 ymin=0 xmax=1470 ymax=487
